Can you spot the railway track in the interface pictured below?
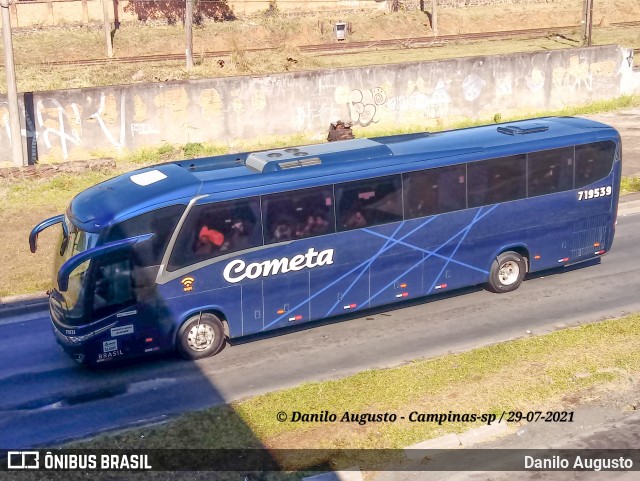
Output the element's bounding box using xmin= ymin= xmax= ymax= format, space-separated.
xmin=10 ymin=21 xmax=640 ymax=68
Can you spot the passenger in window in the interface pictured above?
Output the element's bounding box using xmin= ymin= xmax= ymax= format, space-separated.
xmin=312 ymin=213 xmax=330 ymax=235
xmin=438 ymin=170 xmax=464 ymax=213
xmin=409 ymin=188 xmax=431 ymax=216
xmin=532 ymin=166 xmax=557 ymax=195
xmin=228 ymin=219 xmax=251 ymax=251
xmin=273 ymin=222 xmax=293 ymax=242
xmin=578 ymin=158 xmax=595 ymax=185
xmin=93 ymin=268 xmax=110 ymax=310
xmin=345 ymin=210 xmax=367 ymax=229
xmin=296 ymin=215 xmax=317 ymax=238
xmin=195 ymin=226 xmax=225 ymax=257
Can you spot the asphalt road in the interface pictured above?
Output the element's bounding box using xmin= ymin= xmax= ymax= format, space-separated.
xmin=1 ymin=213 xmax=640 ymax=450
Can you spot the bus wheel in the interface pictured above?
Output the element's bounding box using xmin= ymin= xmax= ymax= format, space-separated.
xmin=488 ymin=251 xmax=526 ymax=293
xmin=177 ymin=313 xmax=225 ymax=360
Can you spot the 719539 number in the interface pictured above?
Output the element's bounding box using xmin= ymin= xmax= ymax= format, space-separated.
xmin=577 ymin=186 xmax=612 ymax=201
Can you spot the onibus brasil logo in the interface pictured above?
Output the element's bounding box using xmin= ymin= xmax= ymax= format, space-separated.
xmin=223 ymin=248 xmax=334 ymax=283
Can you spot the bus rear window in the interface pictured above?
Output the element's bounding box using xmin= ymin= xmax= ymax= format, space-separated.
xmin=575 ymin=141 xmax=615 ymax=188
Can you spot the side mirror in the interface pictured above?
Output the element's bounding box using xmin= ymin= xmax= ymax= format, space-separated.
xmin=29 ymin=215 xmax=68 ymax=253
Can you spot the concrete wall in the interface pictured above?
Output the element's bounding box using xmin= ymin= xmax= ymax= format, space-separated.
xmin=0 ymin=44 xmax=637 ymax=164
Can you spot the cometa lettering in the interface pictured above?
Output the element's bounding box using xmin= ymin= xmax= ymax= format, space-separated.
xmin=223 ymin=248 xmax=334 ymax=283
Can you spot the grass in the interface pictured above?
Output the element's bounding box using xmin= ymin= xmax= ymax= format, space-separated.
xmin=316 ymin=26 xmax=640 ymax=70
xmin=6 ymin=25 xmax=639 ymax=93
xmin=0 ymin=2 xmax=638 ymax=92
xmin=60 ymin=313 xmax=640 ymax=472
xmin=621 ymin=175 xmax=640 ymax=194
xmin=122 ymin=142 xmax=229 ymax=164
xmin=552 ymin=96 xmax=640 ymax=116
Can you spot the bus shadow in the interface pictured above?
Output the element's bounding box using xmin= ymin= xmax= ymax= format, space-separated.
xmin=524 ymin=258 xmax=601 ymax=281
xmin=0 ymin=334 xmax=339 ymax=477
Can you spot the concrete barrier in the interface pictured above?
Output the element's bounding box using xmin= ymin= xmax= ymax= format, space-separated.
xmin=0 ymin=44 xmax=637 ymax=164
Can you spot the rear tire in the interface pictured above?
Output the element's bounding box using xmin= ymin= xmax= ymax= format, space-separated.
xmin=176 ymin=313 xmax=225 ymax=360
xmin=487 ymin=251 xmax=526 ymax=293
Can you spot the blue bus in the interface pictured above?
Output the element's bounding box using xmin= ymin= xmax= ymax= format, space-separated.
xmin=30 ymin=117 xmax=621 ymax=365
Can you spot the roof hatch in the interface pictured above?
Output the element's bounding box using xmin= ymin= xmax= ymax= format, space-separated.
xmin=497 ymin=123 xmax=549 ymax=135
xmin=244 ymin=138 xmax=384 ymax=173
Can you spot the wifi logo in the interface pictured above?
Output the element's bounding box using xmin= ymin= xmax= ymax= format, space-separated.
xmin=181 ymin=277 xmax=195 ymax=292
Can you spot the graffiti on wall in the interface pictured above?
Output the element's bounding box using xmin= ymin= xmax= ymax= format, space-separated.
xmin=90 ymin=93 xmax=127 ymax=149
xmin=0 ymin=46 xmax=631 ymax=165
xmin=551 ymin=55 xmax=620 ymax=92
xmin=386 ymin=78 xmax=452 ymax=119
xmin=36 ymin=99 xmax=82 ymax=159
xmin=295 ymin=95 xmax=341 ymax=132
xmin=495 ymin=73 xmax=513 ymax=96
xmin=334 ymin=86 xmax=387 ymax=127
xmin=28 ymin=89 xmax=185 ymax=160
xmin=353 ymin=87 xmax=386 ymax=126
xmin=552 ymin=55 xmax=592 ymax=90
xmin=33 ymin=94 xmax=128 ymax=160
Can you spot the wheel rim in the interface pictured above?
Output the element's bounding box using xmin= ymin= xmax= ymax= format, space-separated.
xmin=498 ymin=260 xmax=520 ymax=286
xmin=186 ymin=324 xmax=215 ymax=352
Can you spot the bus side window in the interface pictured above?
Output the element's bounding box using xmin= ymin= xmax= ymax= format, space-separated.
xmin=527 ymin=147 xmax=574 ymax=197
xmin=575 ymin=141 xmax=616 ymax=188
xmin=167 ymin=197 xmax=262 ymax=271
xmin=403 ymin=165 xmax=466 ymax=219
xmin=468 ymin=154 xmax=526 ymax=207
xmin=262 ymin=186 xmax=336 ymax=244
xmin=336 ymin=175 xmax=402 ymax=231
xmin=403 ymin=169 xmax=437 ymax=218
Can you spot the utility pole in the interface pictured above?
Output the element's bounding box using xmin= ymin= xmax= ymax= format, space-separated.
xmin=102 ymin=0 xmax=113 ymax=57
xmin=185 ymin=0 xmax=193 ymax=70
xmin=432 ymin=0 xmax=438 ymax=36
xmin=1 ymin=0 xmax=25 ymax=167
xmin=582 ymin=0 xmax=593 ymax=46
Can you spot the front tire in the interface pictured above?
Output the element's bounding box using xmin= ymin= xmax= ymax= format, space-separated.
xmin=487 ymin=251 xmax=526 ymax=293
xmin=177 ymin=313 xmax=225 ymax=360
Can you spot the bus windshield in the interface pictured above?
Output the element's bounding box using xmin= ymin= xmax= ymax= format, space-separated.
xmin=52 ymin=219 xmax=100 ymax=323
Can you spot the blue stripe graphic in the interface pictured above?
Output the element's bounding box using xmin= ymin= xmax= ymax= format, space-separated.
xmin=360 ymin=205 xmax=496 ymax=306
xmin=262 ymin=206 xmax=496 ymax=331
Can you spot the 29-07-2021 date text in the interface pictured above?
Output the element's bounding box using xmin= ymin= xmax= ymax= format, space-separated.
xmin=276 ymin=410 xmax=574 ymax=426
